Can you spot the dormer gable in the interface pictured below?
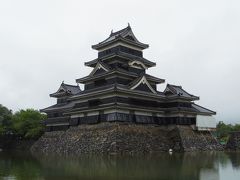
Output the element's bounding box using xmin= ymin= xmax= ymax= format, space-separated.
xmin=89 ymin=61 xmax=110 ymax=76
xmin=129 ymin=76 xmax=157 ymax=94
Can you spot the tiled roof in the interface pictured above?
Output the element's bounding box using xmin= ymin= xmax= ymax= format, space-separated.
xmin=50 ymin=82 xmax=81 ymax=97
xmin=145 ymin=74 xmax=165 ymax=83
xmin=92 ymin=25 xmax=149 ymax=50
xmin=63 ymin=83 xmax=81 ymax=94
xmin=85 ymin=52 xmax=156 ymax=67
xmin=165 ymin=84 xmax=199 ymax=100
xmin=192 ymin=104 xmax=216 ymax=115
xmin=41 ymin=102 xmax=74 ymax=112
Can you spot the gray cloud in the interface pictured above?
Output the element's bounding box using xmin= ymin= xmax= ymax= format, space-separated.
xmin=0 ymin=0 xmax=239 ymax=123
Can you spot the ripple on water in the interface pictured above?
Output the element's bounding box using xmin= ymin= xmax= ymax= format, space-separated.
xmin=0 ymin=151 xmax=240 ymax=180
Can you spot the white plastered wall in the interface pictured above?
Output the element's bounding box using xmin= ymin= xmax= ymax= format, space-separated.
xmin=196 ymin=115 xmax=216 ymax=131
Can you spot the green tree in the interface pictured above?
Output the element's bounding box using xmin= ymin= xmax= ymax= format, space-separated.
xmin=12 ymin=109 xmax=46 ymax=139
xmin=0 ymin=104 xmax=13 ymax=134
xmin=216 ymin=121 xmax=240 ymax=144
xmin=232 ymin=124 xmax=240 ymax=132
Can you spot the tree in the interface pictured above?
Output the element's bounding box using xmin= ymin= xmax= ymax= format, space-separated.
xmin=216 ymin=121 xmax=240 ymax=144
xmin=233 ymin=124 xmax=240 ymax=132
xmin=12 ymin=109 xmax=46 ymax=139
xmin=0 ymin=104 xmax=13 ymax=134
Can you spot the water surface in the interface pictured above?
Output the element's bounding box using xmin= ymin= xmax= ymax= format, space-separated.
xmin=0 ymin=151 xmax=240 ymax=180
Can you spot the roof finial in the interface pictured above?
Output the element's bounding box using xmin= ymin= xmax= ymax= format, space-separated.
xmin=110 ymin=29 xmax=113 ymax=35
xmin=62 ymin=80 xmax=64 ymax=84
xmin=127 ymin=23 xmax=132 ymax=29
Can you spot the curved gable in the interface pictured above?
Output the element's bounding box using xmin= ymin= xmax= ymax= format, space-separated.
xmin=129 ymin=60 xmax=148 ymax=70
xmin=130 ymin=76 xmax=157 ymax=94
xmin=90 ymin=61 xmax=110 ymax=76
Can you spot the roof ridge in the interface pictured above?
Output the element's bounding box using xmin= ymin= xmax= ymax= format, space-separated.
xmin=110 ymin=26 xmax=129 ymax=37
xmin=167 ymin=83 xmax=182 ymax=88
xmin=63 ymin=83 xmax=79 ymax=88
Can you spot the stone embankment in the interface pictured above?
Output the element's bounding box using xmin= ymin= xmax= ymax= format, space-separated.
xmin=175 ymin=125 xmax=223 ymax=151
xmin=226 ymin=132 xmax=240 ymax=151
xmin=31 ymin=123 xmax=223 ymax=155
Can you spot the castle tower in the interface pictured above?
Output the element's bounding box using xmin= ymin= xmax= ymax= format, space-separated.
xmin=41 ymin=25 xmax=216 ymax=131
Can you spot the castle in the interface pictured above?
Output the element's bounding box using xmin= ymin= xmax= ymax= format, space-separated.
xmin=41 ymin=25 xmax=216 ymax=132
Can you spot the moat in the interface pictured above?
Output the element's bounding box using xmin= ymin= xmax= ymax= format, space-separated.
xmin=0 ymin=151 xmax=240 ymax=180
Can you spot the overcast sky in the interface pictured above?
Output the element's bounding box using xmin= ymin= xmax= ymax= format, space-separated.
xmin=0 ymin=0 xmax=239 ymax=123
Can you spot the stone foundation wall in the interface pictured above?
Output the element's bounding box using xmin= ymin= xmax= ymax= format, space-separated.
xmin=31 ymin=123 xmax=223 ymax=155
xmin=175 ymin=125 xmax=223 ymax=151
xmin=226 ymin=132 xmax=240 ymax=151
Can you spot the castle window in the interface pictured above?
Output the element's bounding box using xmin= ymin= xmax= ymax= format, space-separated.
xmin=105 ymin=49 xmax=112 ymax=54
xmin=120 ymin=46 xmax=142 ymax=57
xmin=57 ymin=98 xmax=66 ymax=104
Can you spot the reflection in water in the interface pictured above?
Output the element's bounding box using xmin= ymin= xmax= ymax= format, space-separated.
xmin=226 ymin=152 xmax=240 ymax=169
xmin=0 ymin=151 xmax=240 ymax=180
